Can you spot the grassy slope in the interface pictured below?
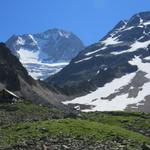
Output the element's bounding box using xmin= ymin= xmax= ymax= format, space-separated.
xmin=0 ymin=119 xmax=149 ymax=148
xmin=0 ymin=102 xmax=150 ymax=149
xmin=81 ymin=111 xmax=150 ymax=136
xmin=0 ymin=101 xmax=64 ymax=125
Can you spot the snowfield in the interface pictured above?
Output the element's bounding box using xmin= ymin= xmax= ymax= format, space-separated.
xmin=17 ymin=48 xmax=69 ymax=80
xmin=63 ymin=57 xmax=150 ymax=112
xmin=18 ymin=48 xmax=40 ymax=64
xmin=111 ymin=40 xmax=150 ymax=55
xmin=24 ymin=62 xmax=68 ymax=80
xmin=102 ymin=36 xmax=123 ymax=45
xmin=63 ymin=72 xmax=136 ymax=111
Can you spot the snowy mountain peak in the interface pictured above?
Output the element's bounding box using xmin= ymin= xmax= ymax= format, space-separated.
xmin=34 ymin=28 xmax=72 ymax=41
xmin=6 ymin=28 xmax=84 ymax=63
xmin=43 ymin=28 xmax=72 ymax=39
xmin=6 ymin=28 xmax=84 ymax=79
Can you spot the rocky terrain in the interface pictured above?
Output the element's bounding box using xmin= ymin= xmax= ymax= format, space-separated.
xmin=4 ymin=136 xmax=150 ymax=150
xmin=0 ymin=101 xmax=150 ymax=150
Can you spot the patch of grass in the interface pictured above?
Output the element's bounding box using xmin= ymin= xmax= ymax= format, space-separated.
xmin=0 ymin=101 xmax=64 ymax=125
xmin=0 ymin=102 xmax=150 ymax=149
xmin=0 ymin=119 xmax=149 ymax=148
xmin=81 ymin=111 xmax=150 ymax=136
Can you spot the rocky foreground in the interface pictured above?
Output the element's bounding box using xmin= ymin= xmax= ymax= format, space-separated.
xmin=4 ymin=136 xmax=150 ymax=150
xmin=0 ymin=101 xmax=150 ymax=150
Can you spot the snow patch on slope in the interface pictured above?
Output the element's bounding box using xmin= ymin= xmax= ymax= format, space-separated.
xmin=17 ymin=48 xmax=69 ymax=80
xmin=58 ymin=30 xmax=71 ymax=38
xmin=25 ymin=62 xmax=69 ymax=80
xmin=129 ymin=57 xmax=150 ymax=78
xmin=102 ymin=36 xmax=122 ymax=45
xmin=111 ymin=40 xmax=150 ymax=55
xmin=143 ymin=21 xmax=150 ymax=26
xmin=85 ymin=47 xmax=106 ymax=56
xmin=74 ymin=57 xmax=93 ymax=64
xmin=63 ymin=72 xmax=136 ymax=111
xmin=28 ymin=34 xmax=38 ymax=45
xmin=18 ymin=48 xmax=40 ymax=64
xmin=144 ymin=56 xmax=150 ymax=60
xmin=64 ymin=57 xmax=150 ymax=112
xmin=16 ymin=37 xmax=25 ymax=45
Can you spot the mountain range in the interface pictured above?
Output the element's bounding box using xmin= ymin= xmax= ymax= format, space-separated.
xmin=48 ymin=11 xmax=150 ymax=113
xmin=0 ymin=11 xmax=150 ymax=113
xmin=6 ymin=29 xmax=84 ymax=79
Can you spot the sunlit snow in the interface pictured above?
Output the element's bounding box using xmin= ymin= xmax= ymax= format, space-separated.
xmin=17 ymin=48 xmax=69 ymax=80
xmin=111 ymin=40 xmax=150 ymax=55
xmin=64 ymin=57 xmax=150 ymax=112
xmin=18 ymin=48 xmax=40 ymax=64
xmin=75 ymin=57 xmax=93 ymax=63
xmin=143 ymin=21 xmax=150 ymax=26
xmin=144 ymin=56 xmax=150 ymax=60
xmin=102 ymin=36 xmax=122 ymax=45
xmin=16 ymin=36 xmax=25 ymax=45
xmin=63 ymin=72 xmax=136 ymax=111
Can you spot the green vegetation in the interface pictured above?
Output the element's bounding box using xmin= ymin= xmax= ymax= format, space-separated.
xmin=0 ymin=101 xmax=64 ymax=125
xmin=81 ymin=111 xmax=150 ymax=136
xmin=0 ymin=119 xmax=149 ymax=148
xmin=0 ymin=102 xmax=150 ymax=149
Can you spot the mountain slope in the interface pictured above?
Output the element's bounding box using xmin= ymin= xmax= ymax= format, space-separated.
xmin=6 ymin=29 xmax=84 ymax=79
xmin=47 ymin=11 xmax=150 ymax=112
xmin=0 ymin=43 xmax=66 ymax=108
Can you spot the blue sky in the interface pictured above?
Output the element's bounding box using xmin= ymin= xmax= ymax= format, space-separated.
xmin=0 ymin=0 xmax=150 ymax=45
